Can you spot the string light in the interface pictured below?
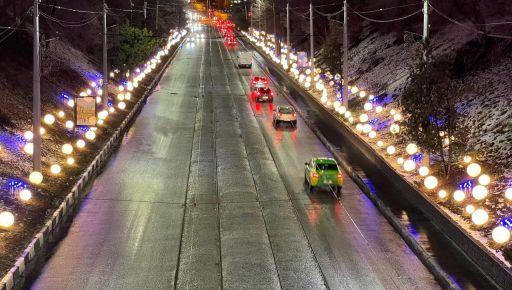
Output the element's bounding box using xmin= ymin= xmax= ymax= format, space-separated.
xmin=506 ymin=188 xmax=512 ymax=200
xmin=29 ymin=171 xmax=43 ymax=184
xmin=418 ymin=166 xmax=429 ymax=176
xmin=66 ymin=157 xmax=75 ymax=165
xmin=85 ymin=130 xmax=96 ymax=141
xmin=62 ymin=143 xmax=73 ymax=155
xmin=471 ymin=209 xmax=489 ymax=226
xmin=424 ymin=176 xmax=438 ymax=189
xmin=403 ymin=159 xmax=416 ymax=171
xmin=50 ymin=164 xmax=62 ymax=174
xmin=406 ymin=143 xmax=418 ymax=155
xmin=0 ymin=211 xmax=15 ymax=228
xmin=76 ymin=139 xmax=86 ymax=148
xmin=492 ymin=226 xmax=511 ymax=244
xmin=390 ymin=124 xmax=400 ymax=134
xmin=24 ymin=131 xmax=33 ymax=141
xmin=453 ymin=190 xmax=465 ymax=202
xmin=24 ymin=142 xmax=34 ymax=155
xmin=65 ymin=120 xmax=74 ymax=129
xmin=464 ymin=205 xmax=475 ymax=215
xmin=472 ymin=185 xmax=488 ymax=200
xmin=478 ymin=174 xmax=490 ymax=186
xmin=43 ymin=114 xmax=55 ymax=125
xmin=386 ymin=145 xmax=396 ymax=155
xmin=438 ymin=189 xmax=448 ymax=200
xmin=467 ymin=163 xmax=482 ymax=177
xmin=19 ymin=189 xmax=32 ymax=201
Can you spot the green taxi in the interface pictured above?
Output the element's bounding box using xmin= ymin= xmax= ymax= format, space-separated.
xmin=304 ymin=157 xmax=343 ymax=195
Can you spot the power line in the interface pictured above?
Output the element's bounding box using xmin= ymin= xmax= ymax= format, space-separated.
xmin=0 ymin=7 xmax=32 ymax=45
xmin=429 ymin=4 xmax=512 ymax=40
xmin=352 ymin=3 xmax=422 ymax=14
xmin=314 ymin=8 xmax=343 ymax=17
xmin=350 ymin=8 xmax=422 ymax=23
xmin=39 ymin=3 xmax=101 ymax=14
xmin=474 ymin=21 xmax=512 ymax=26
xmin=290 ymin=2 xmax=341 ymax=10
xmin=40 ymin=12 xmax=100 ymax=27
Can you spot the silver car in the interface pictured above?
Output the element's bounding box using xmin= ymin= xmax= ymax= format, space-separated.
xmin=273 ymin=105 xmax=297 ymax=127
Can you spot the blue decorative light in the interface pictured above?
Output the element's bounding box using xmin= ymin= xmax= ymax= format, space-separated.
xmin=375 ymin=119 xmax=392 ymax=131
xmin=500 ymin=218 xmax=512 ymax=230
xmin=412 ymin=153 xmax=424 ymax=163
xmin=7 ymin=178 xmax=27 ymax=190
xmin=459 ymin=179 xmax=474 ymax=190
xmin=60 ymin=92 xmax=72 ymax=100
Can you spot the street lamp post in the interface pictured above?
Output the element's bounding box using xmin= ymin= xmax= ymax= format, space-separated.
xmin=33 ymin=0 xmax=42 ymax=173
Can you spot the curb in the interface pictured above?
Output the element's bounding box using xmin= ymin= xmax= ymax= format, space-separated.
xmin=0 ymin=37 xmax=185 ymax=290
xmin=242 ymin=36 xmax=461 ymax=290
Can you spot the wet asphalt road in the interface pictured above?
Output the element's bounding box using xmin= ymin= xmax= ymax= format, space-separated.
xmin=30 ymin=27 xmax=439 ymax=289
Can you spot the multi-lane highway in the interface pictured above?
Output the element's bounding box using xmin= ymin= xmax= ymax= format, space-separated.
xmin=30 ymin=26 xmax=440 ymax=289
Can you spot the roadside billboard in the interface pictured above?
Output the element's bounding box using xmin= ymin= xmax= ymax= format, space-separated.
xmin=297 ymin=51 xmax=308 ymax=68
xmin=75 ymin=96 xmax=97 ymax=126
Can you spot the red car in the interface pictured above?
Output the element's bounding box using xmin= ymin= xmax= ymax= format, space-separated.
xmin=226 ymin=35 xmax=237 ymax=45
xmin=254 ymin=87 xmax=274 ymax=102
xmin=251 ymin=76 xmax=269 ymax=88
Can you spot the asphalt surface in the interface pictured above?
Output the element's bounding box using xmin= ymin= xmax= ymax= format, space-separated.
xmin=30 ymin=27 xmax=439 ymax=290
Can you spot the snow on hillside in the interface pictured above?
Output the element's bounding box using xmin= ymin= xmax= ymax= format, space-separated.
xmin=347 ymin=20 xmax=511 ymax=189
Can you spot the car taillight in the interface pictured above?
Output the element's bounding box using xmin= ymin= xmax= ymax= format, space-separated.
xmin=337 ymin=173 xmax=343 ymax=183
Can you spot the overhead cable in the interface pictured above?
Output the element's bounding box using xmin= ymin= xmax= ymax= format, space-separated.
xmin=351 ymin=8 xmax=422 ymax=23
xmin=314 ymin=8 xmax=344 ymax=17
xmin=352 ymin=3 xmax=422 ymax=14
xmin=429 ymin=4 xmax=512 ymax=40
xmin=39 ymin=3 xmax=101 ymax=14
xmin=0 ymin=7 xmax=32 ymax=45
xmin=40 ymin=12 xmax=100 ymax=27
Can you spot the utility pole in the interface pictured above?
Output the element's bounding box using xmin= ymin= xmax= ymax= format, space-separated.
xmin=155 ymin=0 xmax=159 ymax=33
xmin=309 ymin=2 xmax=314 ymax=78
xmin=244 ymin=3 xmax=248 ymax=24
xmin=102 ymin=1 xmax=108 ymax=109
xmin=143 ymin=1 xmax=147 ymax=27
xmin=33 ymin=0 xmax=41 ymax=173
xmin=286 ymin=2 xmax=290 ymax=66
xmin=342 ymin=0 xmax=349 ymax=108
xmin=249 ymin=5 xmax=253 ymax=33
xmin=273 ymin=1 xmax=279 ymax=57
xmin=259 ymin=1 xmax=262 ymax=30
xmin=422 ymin=0 xmax=429 ymax=61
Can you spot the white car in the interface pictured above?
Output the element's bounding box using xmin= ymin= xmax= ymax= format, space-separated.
xmin=273 ymin=105 xmax=297 ymax=127
xmin=238 ymin=51 xmax=252 ymax=68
